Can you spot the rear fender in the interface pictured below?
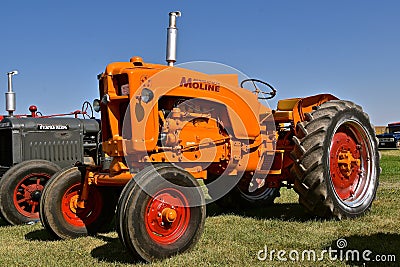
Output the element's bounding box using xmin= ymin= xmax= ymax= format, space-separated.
xmin=277 ymin=94 xmax=338 ymax=133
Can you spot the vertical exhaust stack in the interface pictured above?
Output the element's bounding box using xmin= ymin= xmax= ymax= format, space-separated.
xmin=166 ymin=11 xmax=181 ymax=66
xmin=6 ymin=70 xmax=18 ymax=116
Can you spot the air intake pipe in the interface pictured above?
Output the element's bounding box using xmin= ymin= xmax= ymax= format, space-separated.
xmin=166 ymin=11 xmax=181 ymax=66
xmin=6 ymin=70 xmax=18 ymax=116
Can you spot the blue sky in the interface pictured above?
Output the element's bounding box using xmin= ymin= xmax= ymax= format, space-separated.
xmin=0 ymin=1 xmax=399 ymax=125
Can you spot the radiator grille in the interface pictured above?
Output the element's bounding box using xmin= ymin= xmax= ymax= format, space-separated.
xmin=0 ymin=129 xmax=12 ymax=167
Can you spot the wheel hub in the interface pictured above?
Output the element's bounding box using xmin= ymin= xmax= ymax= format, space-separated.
xmin=61 ymin=183 xmax=103 ymax=227
xmin=69 ymin=195 xmax=79 ymax=213
xmin=330 ymin=131 xmax=362 ymax=200
xmin=30 ymin=190 xmax=42 ymax=201
xmin=337 ymin=150 xmax=360 ymax=178
xmin=145 ymin=189 xmax=190 ymax=245
xmin=162 ymin=207 xmax=177 ymax=223
xmin=14 ymin=173 xmax=49 ymax=218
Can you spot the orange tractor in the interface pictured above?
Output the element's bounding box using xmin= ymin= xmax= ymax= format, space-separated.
xmin=40 ymin=11 xmax=380 ymax=262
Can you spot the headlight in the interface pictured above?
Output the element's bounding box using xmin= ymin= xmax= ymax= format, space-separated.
xmin=93 ymin=99 xmax=101 ymax=112
xmin=141 ymin=88 xmax=154 ymax=103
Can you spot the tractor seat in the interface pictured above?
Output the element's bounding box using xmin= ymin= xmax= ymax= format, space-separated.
xmin=273 ymin=98 xmax=300 ymax=122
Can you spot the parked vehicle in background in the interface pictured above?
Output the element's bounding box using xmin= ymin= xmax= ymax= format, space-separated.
xmin=377 ymin=122 xmax=400 ymax=148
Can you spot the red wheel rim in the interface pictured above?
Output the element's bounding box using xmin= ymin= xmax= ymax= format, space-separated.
xmin=61 ymin=183 xmax=103 ymax=227
xmin=330 ymin=125 xmax=365 ymax=201
xmin=145 ymin=188 xmax=190 ymax=245
xmin=13 ymin=173 xmax=50 ymax=218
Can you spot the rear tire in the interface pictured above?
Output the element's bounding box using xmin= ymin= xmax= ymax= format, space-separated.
xmin=291 ymin=100 xmax=380 ymax=219
xmin=39 ymin=167 xmax=117 ymax=239
xmin=0 ymin=160 xmax=60 ymax=225
xmin=117 ymin=164 xmax=206 ymax=262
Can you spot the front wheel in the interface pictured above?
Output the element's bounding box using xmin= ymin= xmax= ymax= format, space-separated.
xmin=39 ymin=167 xmax=117 ymax=239
xmin=117 ymin=164 xmax=206 ymax=262
xmin=291 ymin=100 xmax=380 ymax=219
xmin=0 ymin=160 xmax=60 ymax=225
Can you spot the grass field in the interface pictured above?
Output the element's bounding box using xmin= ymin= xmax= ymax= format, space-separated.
xmin=0 ymin=150 xmax=399 ymax=266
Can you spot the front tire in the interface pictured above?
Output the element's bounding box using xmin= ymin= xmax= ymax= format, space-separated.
xmin=0 ymin=160 xmax=60 ymax=225
xmin=291 ymin=100 xmax=380 ymax=219
xmin=39 ymin=167 xmax=117 ymax=239
xmin=117 ymin=164 xmax=206 ymax=262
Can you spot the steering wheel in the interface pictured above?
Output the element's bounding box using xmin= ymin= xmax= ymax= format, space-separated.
xmin=81 ymin=101 xmax=94 ymax=119
xmin=240 ymin=78 xmax=277 ymax=99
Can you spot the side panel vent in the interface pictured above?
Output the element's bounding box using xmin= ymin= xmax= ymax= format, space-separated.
xmin=28 ymin=140 xmax=81 ymax=163
xmin=23 ymin=131 xmax=83 ymax=168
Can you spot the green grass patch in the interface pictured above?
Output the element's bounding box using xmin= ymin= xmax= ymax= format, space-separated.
xmin=0 ymin=150 xmax=399 ymax=266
